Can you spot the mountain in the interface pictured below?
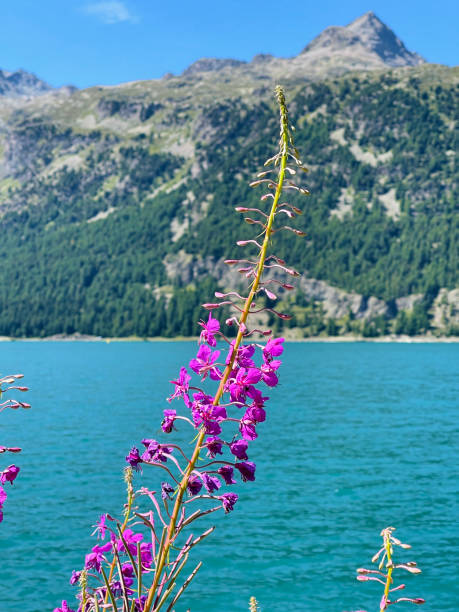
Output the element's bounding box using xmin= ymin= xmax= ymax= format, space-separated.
xmin=300 ymin=11 xmax=424 ymax=67
xmin=181 ymin=12 xmax=424 ymax=80
xmin=0 ymin=68 xmax=54 ymax=98
xmin=0 ymin=14 xmax=457 ymax=338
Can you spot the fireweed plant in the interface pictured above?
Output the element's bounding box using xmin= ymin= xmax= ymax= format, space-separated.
xmin=0 ymin=373 xmax=29 ymax=523
xmin=356 ymin=527 xmax=425 ymax=611
xmin=56 ymin=86 xmax=308 ymax=612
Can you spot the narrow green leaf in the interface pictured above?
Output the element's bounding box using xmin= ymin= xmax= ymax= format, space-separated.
xmin=101 ymin=565 xmax=118 ymax=611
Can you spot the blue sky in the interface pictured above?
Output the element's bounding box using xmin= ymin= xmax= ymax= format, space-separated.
xmin=1 ymin=1 xmax=457 ymax=88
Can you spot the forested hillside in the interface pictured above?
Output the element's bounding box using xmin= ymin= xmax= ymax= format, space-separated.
xmin=0 ymin=60 xmax=457 ymax=337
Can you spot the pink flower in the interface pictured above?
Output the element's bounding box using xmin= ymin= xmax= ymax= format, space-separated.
xmin=0 ymin=485 xmax=7 ymax=523
xmin=168 ymin=367 xmax=191 ymax=407
xmin=190 ymin=345 xmax=222 ymax=381
xmin=225 ymin=342 xmax=256 ymax=368
xmin=204 ymin=436 xmax=223 ymax=457
xmin=229 ymin=368 xmax=262 ymax=403
xmin=263 ymin=337 xmax=284 ymax=360
xmin=198 ymin=312 xmax=220 ymax=347
xmin=91 ymin=513 xmax=112 ymax=540
xmin=139 ymin=542 xmax=153 ymax=568
xmin=116 ymin=528 xmax=143 ymax=555
xmin=0 ymin=465 xmax=20 ymax=485
xmin=239 ymin=416 xmax=258 ymax=441
xmin=192 ymin=397 xmax=227 ymax=435
xmin=230 ymin=439 xmax=249 ymax=460
xmin=85 ymin=541 xmax=112 ymax=572
xmin=162 ymin=409 xmax=176 ymax=433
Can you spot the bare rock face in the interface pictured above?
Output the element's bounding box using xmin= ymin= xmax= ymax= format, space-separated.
xmin=0 ymin=68 xmax=53 ymax=98
xmin=395 ymin=294 xmax=423 ymax=312
xmin=302 ymin=11 xmax=424 ymax=68
xmin=163 ymin=252 xmax=424 ymax=323
xmin=287 ymin=11 xmax=425 ymax=79
xmin=97 ymin=97 xmax=162 ymax=121
xmin=298 ymin=277 xmax=389 ymax=320
xmin=431 ymin=289 xmax=459 ymax=331
xmin=345 ymin=11 xmax=424 ymax=66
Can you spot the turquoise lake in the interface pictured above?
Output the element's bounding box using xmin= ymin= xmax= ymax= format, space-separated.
xmin=0 ymin=341 xmax=457 ymax=611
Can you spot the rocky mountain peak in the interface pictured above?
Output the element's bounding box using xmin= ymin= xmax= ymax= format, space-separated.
xmin=0 ymin=68 xmax=54 ymax=98
xmin=178 ymin=12 xmax=425 ymax=82
xmin=302 ymin=11 xmax=424 ymax=67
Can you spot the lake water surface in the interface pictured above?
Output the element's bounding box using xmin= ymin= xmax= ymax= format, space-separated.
xmin=0 ymin=341 xmax=457 ymax=611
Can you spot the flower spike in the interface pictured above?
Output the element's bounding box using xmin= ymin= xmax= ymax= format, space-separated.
xmin=62 ymin=86 xmax=308 ymax=612
xmin=357 ymin=527 xmax=424 ymax=611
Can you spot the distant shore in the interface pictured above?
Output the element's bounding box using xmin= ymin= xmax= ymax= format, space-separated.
xmin=0 ymin=333 xmax=458 ymax=343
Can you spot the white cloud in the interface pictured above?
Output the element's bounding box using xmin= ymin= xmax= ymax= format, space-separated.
xmin=83 ymin=1 xmax=139 ymax=24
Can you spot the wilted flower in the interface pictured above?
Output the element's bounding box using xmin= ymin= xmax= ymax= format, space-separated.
xmin=201 ymin=473 xmax=221 ymax=493
xmin=235 ymin=461 xmax=256 ymax=482
xmin=69 ymin=570 xmax=81 ymax=585
xmin=125 ymin=447 xmax=142 ymax=471
xmin=187 ymin=474 xmax=203 ymax=496
xmin=218 ymin=465 xmax=236 ymax=485
xmin=220 ymin=492 xmax=238 ymax=513
xmin=91 ymin=514 xmax=109 ymax=540
xmin=161 ymin=481 xmax=175 ymax=500
xmin=204 ymin=436 xmax=224 ymax=457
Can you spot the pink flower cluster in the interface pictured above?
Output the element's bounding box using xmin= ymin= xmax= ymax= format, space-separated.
xmin=126 ymin=313 xmax=284 ymax=514
xmin=65 ymin=515 xmax=153 ymax=612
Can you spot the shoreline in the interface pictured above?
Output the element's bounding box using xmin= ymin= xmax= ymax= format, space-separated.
xmin=0 ymin=333 xmax=458 ymax=343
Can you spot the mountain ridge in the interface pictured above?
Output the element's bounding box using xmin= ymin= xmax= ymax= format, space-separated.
xmin=181 ymin=11 xmax=425 ymax=80
xmin=1 ymin=12 xmax=426 ymax=97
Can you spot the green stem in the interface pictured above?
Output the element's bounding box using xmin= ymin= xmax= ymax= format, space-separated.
xmin=104 ymin=471 xmax=134 ymax=607
xmin=381 ymin=539 xmax=393 ymax=612
xmin=143 ymin=86 xmax=290 ymax=612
